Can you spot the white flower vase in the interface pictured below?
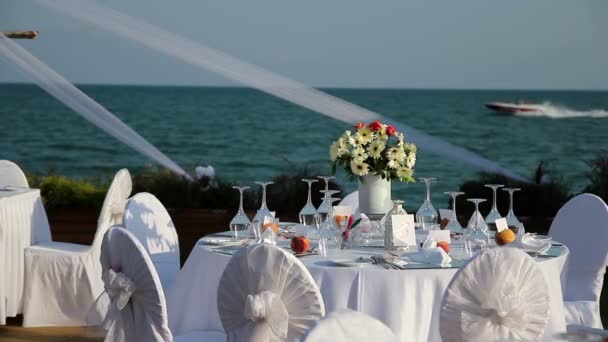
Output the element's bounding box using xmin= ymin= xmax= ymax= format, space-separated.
xmin=358 ymin=174 xmax=393 ymax=216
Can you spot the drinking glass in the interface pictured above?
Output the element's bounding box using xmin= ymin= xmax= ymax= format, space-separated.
xmin=466 ymin=198 xmax=489 ymax=255
xmin=444 ymin=192 xmax=465 ymax=233
xmin=251 ymin=181 xmax=274 ymax=238
xmin=484 ymin=184 xmax=504 ymax=231
xmin=229 ymin=186 xmax=250 ymax=240
xmin=416 ymin=177 xmax=439 ymax=230
xmin=299 ymin=179 xmax=318 ymax=226
xmin=503 ymin=188 xmax=525 ymax=235
xmin=317 ymin=189 xmax=340 ymax=222
xmin=318 ymin=198 xmax=341 ymax=257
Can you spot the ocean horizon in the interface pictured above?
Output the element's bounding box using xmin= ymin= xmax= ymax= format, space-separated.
xmin=2 ymin=83 xmax=607 ymax=207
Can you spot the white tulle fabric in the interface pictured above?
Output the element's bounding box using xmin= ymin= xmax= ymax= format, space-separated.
xmin=123 ymin=192 xmax=180 ymax=291
xmin=217 ymin=243 xmax=324 ymax=342
xmin=548 ymin=194 xmax=608 ymax=329
xmin=0 ymin=160 xmax=29 ymax=188
xmin=304 ymin=309 xmax=395 ymax=342
xmin=440 ymin=248 xmax=550 ymax=342
xmin=100 ymin=227 xmax=172 ymax=342
xmin=22 ymin=169 xmax=132 ymax=326
xmin=339 ymin=191 xmax=358 ymax=209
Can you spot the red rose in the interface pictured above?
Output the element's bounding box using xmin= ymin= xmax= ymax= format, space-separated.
xmin=354 ymin=122 xmax=366 ymax=130
xmin=369 ymin=120 xmax=382 ymax=131
xmin=386 ymin=125 xmax=396 ymax=136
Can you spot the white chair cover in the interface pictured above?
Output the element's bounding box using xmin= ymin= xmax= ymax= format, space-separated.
xmin=100 ymin=226 xmax=173 ymax=342
xmin=304 ymin=309 xmax=395 ymax=342
xmin=123 ymin=192 xmax=180 ymax=291
xmin=339 ymin=191 xmax=358 ymax=209
xmin=217 ymin=243 xmax=325 ymax=342
xmin=440 ymin=247 xmax=550 ymax=342
xmin=548 ymin=193 xmax=608 ymax=329
xmin=0 ymin=160 xmax=28 ymax=188
xmin=23 ymin=169 xmax=132 ymax=326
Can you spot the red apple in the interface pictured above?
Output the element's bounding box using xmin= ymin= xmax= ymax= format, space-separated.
xmin=290 ymin=236 xmax=310 ymax=254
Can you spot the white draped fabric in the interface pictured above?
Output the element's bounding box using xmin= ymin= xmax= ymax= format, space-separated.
xmin=304 ymin=309 xmax=395 ymax=342
xmin=123 ymin=192 xmax=180 ymax=291
xmin=0 ymin=160 xmax=29 ymax=188
xmin=0 ymin=188 xmax=51 ymax=324
xmin=338 ymin=191 xmax=358 ymax=209
xmin=100 ymin=226 xmax=173 ymax=342
xmin=167 ymin=239 xmax=568 ymax=341
xmin=549 ymin=193 xmax=608 ymax=329
xmin=217 ymin=243 xmax=325 ymax=342
xmin=23 ymin=169 xmax=132 ymax=327
xmin=440 ymin=248 xmax=550 ymax=341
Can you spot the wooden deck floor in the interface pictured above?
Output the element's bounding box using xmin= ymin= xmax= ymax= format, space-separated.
xmin=0 ymin=317 xmax=103 ymax=342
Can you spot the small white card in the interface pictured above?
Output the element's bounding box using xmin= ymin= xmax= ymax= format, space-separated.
xmin=333 ymin=205 xmax=354 ymax=217
xmin=392 ymin=214 xmax=416 ymax=246
xmin=428 ymin=229 xmax=451 ymax=244
xmin=495 ymin=218 xmax=509 ymax=233
xmin=439 ymin=209 xmax=453 ymax=220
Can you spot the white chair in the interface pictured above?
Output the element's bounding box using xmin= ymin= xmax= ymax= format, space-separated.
xmin=339 ymin=191 xmax=358 ymax=209
xmin=548 ymin=193 xmax=608 ymax=330
xmin=0 ymin=160 xmax=29 ymax=188
xmin=440 ymin=247 xmax=550 ymax=342
xmin=217 ymin=243 xmax=325 ymax=342
xmin=22 ymin=169 xmax=132 ymax=327
xmin=100 ymin=226 xmax=225 ymax=342
xmin=123 ymin=192 xmax=180 ymax=291
xmin=304 ymin=309 xmax=395 ymax=342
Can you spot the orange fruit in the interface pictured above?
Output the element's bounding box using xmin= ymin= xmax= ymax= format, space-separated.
xmin=495 ymin=228 xmax=516 ymax=246
xmin=261 ymin=222 xmax=279 ymax=234
xmin=437 ymin=241 xmax=450 ymax=254
xmin=334 ymin=215 xmax=347 ymax=227
xmin=290 ymin=236 xmax=311 ymax=254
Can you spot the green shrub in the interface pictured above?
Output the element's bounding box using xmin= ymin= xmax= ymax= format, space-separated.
xmin=32 ymin=175 xmax=107 ymax=210
xmin=584 ymin=151 xmax=608 ymax=203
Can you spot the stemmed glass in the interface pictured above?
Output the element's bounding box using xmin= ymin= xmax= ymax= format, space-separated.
xmin=229 ymin=186 xmax=250 ymax=240
xmin=316 ymin=176 xmax=336 ymax=221
xmin=502 ymin=188 xmax=525 ymax=235
xmin=484 ymin=184 xmax=504 ymax=231
xmin=318 ymin=189 xmax=340 ymax=222
xmin=416 ymin=177 xmax=439 ymax=230
xmin=251 ymin=181 xmax=274 ymax=238
xmin=318 ymin=197 xmax=341 ymax=257
xmin=444 ymin=192 xmax=465 ymax=233
xmin=299 ymin=179 xmax=318 ymax=226
xmin=467 ymin=198 xmax=489 ymax=255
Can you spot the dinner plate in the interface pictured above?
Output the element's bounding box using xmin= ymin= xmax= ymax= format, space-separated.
xmin=199 ymin=238 xmax=246 ymax=247
xmin=327 ymin=258 xmax=368 ymax=267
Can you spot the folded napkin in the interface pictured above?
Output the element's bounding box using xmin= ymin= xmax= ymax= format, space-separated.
xmin=405 ymin=247 xmax=452 ymax=267
xmin=517 ymin=233 xmax=551 ymax=254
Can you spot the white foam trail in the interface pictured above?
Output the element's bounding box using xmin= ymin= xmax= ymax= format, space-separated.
xmin=0 ymin=34 xmax=192 ymax=180
xmin=35 ymin=0 xmax=527 ymax=182
xmin=515 ymin=102 xmax=608 ymax=119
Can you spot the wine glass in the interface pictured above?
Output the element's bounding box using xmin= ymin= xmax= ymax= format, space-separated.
xmin=503 ymin=188 xmax=525 ymax=235
xmin=251 ymin=181 xmax=274 ymax=238
xmin=299 ymin=179 xmax=318 ymax=226
xmin=416 ymin=177 xmax=439 ymax=230
xmin=466 ymin=198 xmax=489 ymax=255
xmin=318 ymin=197 xmax=340 ymax=257
xmin=484 ymin=184 xmax=504 ymax=231
xmin=317 ymin=189 xmax=340 ymax=222
xmin=229 ymin=186 xmax=250 ymax=240
xmin=444 ymin=192 xmax=465 ymax=233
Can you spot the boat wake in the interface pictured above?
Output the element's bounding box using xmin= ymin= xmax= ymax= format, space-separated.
xmin=515 ymin=102 xmax=608 ymax=119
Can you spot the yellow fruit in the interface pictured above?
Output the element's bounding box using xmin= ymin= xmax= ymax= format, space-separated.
xmin=495 ymin=228 xmax=516 ymax=246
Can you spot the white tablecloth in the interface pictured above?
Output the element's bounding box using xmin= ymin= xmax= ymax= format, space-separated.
xmin=167 ymin=234 xmax=569 ymax=341
xmin=0 ymin=188 xmax=51 ymax=324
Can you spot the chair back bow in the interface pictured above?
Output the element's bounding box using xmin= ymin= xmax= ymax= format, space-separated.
xmin=102 ymin=269 xmax=136 ymax=330
xmin=244 ymin=291 xmax=289 ymax=339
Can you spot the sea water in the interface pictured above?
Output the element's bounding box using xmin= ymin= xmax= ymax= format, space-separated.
xmin=1 ymin=84 xmax=607 ymax=206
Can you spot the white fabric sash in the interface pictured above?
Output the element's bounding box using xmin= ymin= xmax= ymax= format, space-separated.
xmin=244 ymin=291 xmax=289 ymax=339
xmin=102 ymin=269 xmax=136 ymax=333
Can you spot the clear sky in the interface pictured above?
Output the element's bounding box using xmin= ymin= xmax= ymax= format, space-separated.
xmin=1 ymin=0 xmax=607 ymax=89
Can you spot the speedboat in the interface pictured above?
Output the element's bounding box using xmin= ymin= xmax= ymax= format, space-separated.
xmin=485 ymin=101 xmax=543 ymax=115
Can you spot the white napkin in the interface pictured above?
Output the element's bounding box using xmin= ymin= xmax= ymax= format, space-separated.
xmin=405 ymin=247 xmax=452 ymax=267
xmin=517 ymin=233 xmax=551 ymax=254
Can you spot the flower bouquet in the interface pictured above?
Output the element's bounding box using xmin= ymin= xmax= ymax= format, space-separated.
xmin=330 ymin=120 xmax=417 ymax=182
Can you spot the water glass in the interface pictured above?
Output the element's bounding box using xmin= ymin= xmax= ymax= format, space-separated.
xmin=416 ymin=177 xmax=439 ymax=230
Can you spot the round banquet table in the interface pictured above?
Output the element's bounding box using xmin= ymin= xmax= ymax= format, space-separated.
xmin=0 ymin=188 xmax=51 ymax=325
xmin=166 ymin=231 xmax=569 ymax=341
